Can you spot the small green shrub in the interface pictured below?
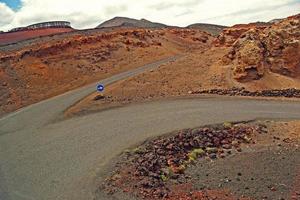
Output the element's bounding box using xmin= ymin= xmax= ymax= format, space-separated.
xmin=160 ymin=174 xmax=168 ymax=182
xmin=223 ymin=122 xmax=232 ymax=128
xmin=187 ymin=148 xmax=205 ymax=163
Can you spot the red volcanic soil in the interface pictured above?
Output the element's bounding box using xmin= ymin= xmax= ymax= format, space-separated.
xmin=0 ymin=28 xmax=74 ymax=45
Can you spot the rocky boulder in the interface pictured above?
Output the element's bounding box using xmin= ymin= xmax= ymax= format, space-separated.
xmin=221 ymin=14 xmax=300 ymax=82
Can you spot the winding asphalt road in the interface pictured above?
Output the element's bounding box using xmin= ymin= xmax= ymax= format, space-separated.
xmin=1 ymin=56 xmax=300 ymax=200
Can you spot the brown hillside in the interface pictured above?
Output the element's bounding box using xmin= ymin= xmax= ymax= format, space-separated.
xmin=0 ymin=28 xmax=74 ymax=45
xmin=0 ymin=28 xmax=212 ymax=115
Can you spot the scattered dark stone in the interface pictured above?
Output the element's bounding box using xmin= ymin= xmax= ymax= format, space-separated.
xmin=219 ymin=153 xmax=226 ymax=158
xmin=191 ymin=129 xmax=199 ymax=135
xmin=104 ymin=122 xmax=266 ymax=199
xmin=222 ymin=144 xmax=232 ymax=149
xmin=93 ymin=94 xmax=105 ymax=101
xmin=273 ymin=136 xmax=281 ymax=140
xmin=170 ymin=174 xmax=179 ymax=179
xmin=209 ymin=153 xmax=217 ymax=159
xmin=283 ymin=138 xmax=293 ymax=143
xmin=206 ymin=147 xmax=218 ymax=154
xmin=192 ymin=87 xmax=300 ymax=98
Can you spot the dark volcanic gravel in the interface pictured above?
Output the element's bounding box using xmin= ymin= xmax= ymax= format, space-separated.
xmin=186 ymin=146 xmax=300 ymax=200
xmin=102 ymin=122 xmax=267 ymax=199
xmin=192 ymin=87 xmax=300 ymax=98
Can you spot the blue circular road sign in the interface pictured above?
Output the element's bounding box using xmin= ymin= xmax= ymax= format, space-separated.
xmin=97 ymin=84 xmax=104 ymax=92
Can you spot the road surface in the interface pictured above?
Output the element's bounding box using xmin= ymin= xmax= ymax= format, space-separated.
xmin=1 ymin=56 xmax=300 ymax=200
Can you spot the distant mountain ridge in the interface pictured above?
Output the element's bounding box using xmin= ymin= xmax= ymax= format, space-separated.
xmin=187 ymin=23 xmax=228 ymax=36
xmin=97 ymin=17 xmax=229 ymax=36
xmin=97 ymin=17 xmax=169 ymax=29
xmin=269 ymin=18 xmax=283 ymax=23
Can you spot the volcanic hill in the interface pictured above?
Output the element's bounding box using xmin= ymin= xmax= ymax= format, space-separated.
xmin=187 ymin=23 xmax=227 ymax=36
xmin=97 ymin=17 xmax=169 ymax=28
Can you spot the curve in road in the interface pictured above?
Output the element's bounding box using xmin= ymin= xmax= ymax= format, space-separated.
xmin=0 ymin=55 xmax=179 ymax=134
xmin=1 ymin=56 xmax=300 ymax=200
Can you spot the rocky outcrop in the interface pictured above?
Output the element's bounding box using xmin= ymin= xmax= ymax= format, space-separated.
xmin=219 ymin=14 xmax=300 ymax=82
xmin=214 ymin=23 xmax=269 ymax=47
xmin=228 ymin=29 xmax=267 ymax=81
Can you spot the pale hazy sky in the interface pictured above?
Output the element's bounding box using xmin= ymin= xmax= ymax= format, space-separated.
xmin=0 ymin=0 xmax=299 ymax=31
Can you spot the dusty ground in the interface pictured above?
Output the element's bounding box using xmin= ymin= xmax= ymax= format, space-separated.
xmin=65 ymin=47 xmax=300 ymax=117
xmin=98 ymin=120 xmax=300 ymax=200
xmin=64 ymin=47 xmax=231 ymax=116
